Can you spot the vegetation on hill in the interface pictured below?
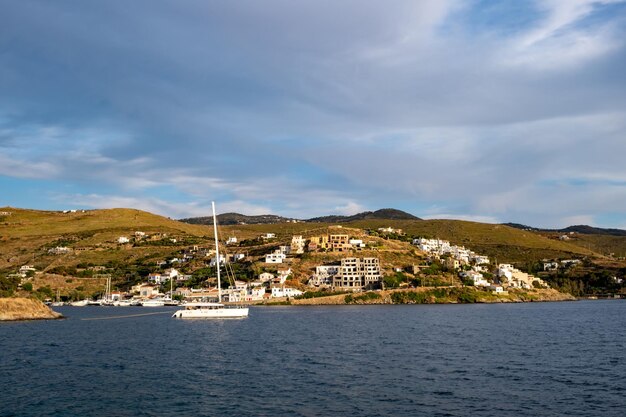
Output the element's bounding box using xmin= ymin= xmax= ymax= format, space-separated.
xmin=0 ymin=298 xmax=62 ymax=321
xmin=183 ymin=213 xmax=297 ymax=225
xmin=1 ymin=206 xmax=624 ymax=300
xmin=504 ymin=222 xmax=626 ymax=237
xmin=180 ymin=208 xmax=420 ymax=225
xmin=306 ymin=208 xmax=420 ymax=223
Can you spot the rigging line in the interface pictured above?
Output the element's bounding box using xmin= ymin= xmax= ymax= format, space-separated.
xmin=80 ymin=311 xmax=172 ymax=320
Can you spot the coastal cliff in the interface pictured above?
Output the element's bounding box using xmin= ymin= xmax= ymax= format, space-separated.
xmin=291 ymin=288 xmax=576 ymax=305
xmin=0 ymin=298 xmax=63 ymax=321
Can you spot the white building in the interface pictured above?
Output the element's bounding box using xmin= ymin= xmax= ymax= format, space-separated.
xmin=471 ymin=255 xmax=490 ymax=265
xmin=271 ymin=286 xmax=303 ymax=298
xmin=265 ymin=253 xmax=286 ymax=264
xmin=291 ymin=235 xmax=306 ymax=254
xmin=226 ymin=236 xmax=238 ymax=245
xmin=48 ymin=246 xmax=72 ymax=254
xmin=209 ymin=254 xmax=227 ymax=267
xmin=497 ymin=264 xmax=548 ymax=289
xmin=543 ymin=261 xmax=559 ymax=271
xmin=309 ymin=262 xmax=340 ymax=287
xmin=275 ymin=268 xmax=292 ymax=284
xmin=349 ymin=239 xmax=365 ymax=249
xmin=117 ymin=236 xmax=130 ymax=244
xmin=461 ymin=271 xmax=490 ymax=287
xmin=259 ymin=272 xmax=275 ymax=283
xmin=19 ymin=265 xmax=36 ymax=273
xmin=261 ymin=233 xmax=276 ymax=239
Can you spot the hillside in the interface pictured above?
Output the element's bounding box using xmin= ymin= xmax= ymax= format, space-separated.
xmin=0 ymin=207 xmax=215 ymax=298
xmin=306 ymin=208 xmax=420 ymax=223
xmin=504 ymin=222 xmax=626 ymax=237
xmin=0 ymin=297 xmax=62 ymax=321
xmin=182 ymin=212 xmax=297 ymax=225
xmin=180 ymin=208 xmax=420 ymax=225
xmin=1 ymin=206 xmax=623 ymax=301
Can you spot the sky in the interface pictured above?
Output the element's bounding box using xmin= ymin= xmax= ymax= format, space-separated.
xmin=1 ymin=0 xmax=626 ymax=228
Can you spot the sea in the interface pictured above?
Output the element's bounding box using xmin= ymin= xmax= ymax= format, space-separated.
xmin=1 ymin=300 xmax=625 ymax=417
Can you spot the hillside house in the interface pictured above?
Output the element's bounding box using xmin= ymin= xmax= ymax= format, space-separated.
xmin=309 ymin=264 xmax=340 ymax=287
xmin=265 ymin=253 xmax=286 ymax=264
xmin=332 ymin=257 xmax=381 ymax=291
xmin=271 ymin=286 xmax=303 ymax=298
xmin=48 ymin=246 xmax=72 ymax=255
xmin=291 ymin=235 xmax=306 ymax=254
xmin=497 ymin=264 xmax=548 ymax=289
xmin=259 ymin=272 xmax=275 ymax=283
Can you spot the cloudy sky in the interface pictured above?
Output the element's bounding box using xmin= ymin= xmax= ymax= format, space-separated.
xmin=1 ymin=0 xmax=626 ymax=227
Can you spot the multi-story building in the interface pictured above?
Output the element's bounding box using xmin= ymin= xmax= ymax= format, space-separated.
xmin=291 ymin=235 xmax=306 ymax=254
xmin=308 ymin=265 xmax=340 ymax=287
xmin=329 ymin=234 xmax=351 ymax=252
xmin=308 ymin=235 xmax=330 ymax=251
xmin=332 ymin=257 xmax=381 ymax=290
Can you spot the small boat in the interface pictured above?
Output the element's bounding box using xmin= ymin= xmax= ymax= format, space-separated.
xmin=173 ymin=202 xmax=249 ymax=319
xmin=163 ymin=298 xmax=180 ymax=306
xmin=50 ymin=289 xmax=64 ymax=306
xmin=141 ymin=299 xmax=166 ymax=307
xmin=70 ymin=299 xmax=89 ymax=307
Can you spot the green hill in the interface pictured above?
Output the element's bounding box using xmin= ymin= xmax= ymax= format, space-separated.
xmin=0 ymin=207 xmax=213 ymax=276
xmin=307 ymin=208 xmax=420 ymax=223
xmin=1 ymin=206 xmax=622 ymax=301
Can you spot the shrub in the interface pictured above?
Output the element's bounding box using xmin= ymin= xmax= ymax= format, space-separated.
xmin=345 ymin=292 xmax=382 ymax=304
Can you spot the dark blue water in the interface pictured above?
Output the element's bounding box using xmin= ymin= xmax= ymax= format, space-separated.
xmin=1 ymin=301 xmax=625 ymax=416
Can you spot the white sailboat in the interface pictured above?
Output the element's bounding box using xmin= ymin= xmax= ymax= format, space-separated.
xmin=173 ymin=202 xmax=249 ymax=319
xmin=50 ymin=289 xmax=64 ymax=306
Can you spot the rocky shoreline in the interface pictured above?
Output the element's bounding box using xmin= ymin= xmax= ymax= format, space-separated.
xmin=289 ymin=287 xmax=576 ymax=305
xmin=0 ymin=298 xmax=63 ymax=321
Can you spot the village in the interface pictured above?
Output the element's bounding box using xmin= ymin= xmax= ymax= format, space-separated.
xmin=10 ymin=224 xmax=569 ymax=305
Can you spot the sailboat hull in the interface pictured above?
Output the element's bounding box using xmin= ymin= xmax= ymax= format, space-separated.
xmin=172 ymin=306 xmax=249 ymax=319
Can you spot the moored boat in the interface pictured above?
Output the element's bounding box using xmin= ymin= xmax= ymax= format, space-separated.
xmin=141 ymin=299 xmax=166 ymax=307
xmin=173 ymin=202 xmax=249 ymax=319
xmin=172 ymin=302 xmax=248 ymax=318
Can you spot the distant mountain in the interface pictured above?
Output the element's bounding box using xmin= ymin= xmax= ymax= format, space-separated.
xmin=306 ymin=208 xmax=421 ymax=223
xmin=502 ymin=222 xmax=541 ymax=231
xmin=503 ymin=222 xmax=626 ymax=237
xmin=180 ymin=208 xmax=421 ymax=225
xmin=180 ymin=212 xmax=298 ymax=225
xmin=560 ymin=225 xmax=626 ymax=237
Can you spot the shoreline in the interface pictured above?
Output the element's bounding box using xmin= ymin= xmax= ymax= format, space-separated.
xmin=0 ymin=298 xmax=64 ymax=321
xmin=256 ymin=287 xmax=577 ymax=306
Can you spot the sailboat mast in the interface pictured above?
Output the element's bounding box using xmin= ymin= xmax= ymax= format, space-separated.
xmin=212 ymin=201 xmax=221 ymax=303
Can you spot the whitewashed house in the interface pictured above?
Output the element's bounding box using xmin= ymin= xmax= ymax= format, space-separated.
xmin=265 ymin=253 xmax=286 ymax=264
xmin=271 ymin=286 xmax=303 ymax=298
xmin=209 ymin=254 xmax=227 ymax=267
xmin=259 ymin=272 xmax=275 ymax=283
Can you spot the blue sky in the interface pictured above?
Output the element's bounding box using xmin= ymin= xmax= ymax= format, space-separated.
xmin=1 ymin=0 xmax=626 ymax=228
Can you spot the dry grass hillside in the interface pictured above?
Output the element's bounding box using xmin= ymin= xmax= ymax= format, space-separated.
xmin=0 ymin=207 xmax=213 ymax=270
xmin=1 ymin=206 xmax=622 ymax=300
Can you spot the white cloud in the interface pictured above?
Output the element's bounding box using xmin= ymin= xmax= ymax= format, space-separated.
xmin=332 ymin=201 xmax=367 ymax=216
